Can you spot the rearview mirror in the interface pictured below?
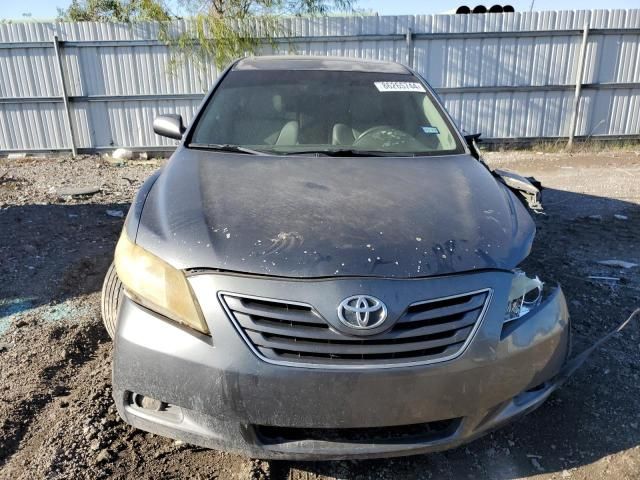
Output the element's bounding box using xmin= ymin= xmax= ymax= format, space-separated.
xmin=153 ymin=114 xmax=185 ymax=140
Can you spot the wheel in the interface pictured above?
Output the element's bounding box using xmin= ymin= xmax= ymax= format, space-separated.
xmin=101 ymin=262 xmax=123 ymax=339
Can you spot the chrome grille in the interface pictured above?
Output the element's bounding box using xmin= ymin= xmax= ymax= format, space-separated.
xmin=220 ymin=289 xmax=490 ymax=368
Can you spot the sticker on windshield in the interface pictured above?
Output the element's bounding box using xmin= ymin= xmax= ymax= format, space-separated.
xmin=421 ymin=126 xmax=440 ymax=134
xmin=374 ymin=82 xmax=426 ymax=93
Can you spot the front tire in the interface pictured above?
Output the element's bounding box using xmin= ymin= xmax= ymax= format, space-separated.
xmin=101 ymin=262 xmax=123 ymax=339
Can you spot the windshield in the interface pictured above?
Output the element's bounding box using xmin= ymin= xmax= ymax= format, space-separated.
xmin=189 ymin=69 xmax=464 ymax=156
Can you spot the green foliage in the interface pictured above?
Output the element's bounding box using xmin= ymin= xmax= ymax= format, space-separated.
xmin=201 ymin=0 xmax=355 ymax=16
xmin=164 ymin=1 xmax=355 ymax=71
xmin=58 ymin=0 xmax=172 ymax=22
xmin=162 ymin=14 xmax=281 ymax=74
xmin=58 ymin=0 xmax=356 ymax=72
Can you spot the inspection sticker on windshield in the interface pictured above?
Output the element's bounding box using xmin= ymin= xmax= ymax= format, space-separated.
xmin=421 ymin=126 xmax=440 ymax=134
xmin=374 ymin=81 xmax=426 ymax=92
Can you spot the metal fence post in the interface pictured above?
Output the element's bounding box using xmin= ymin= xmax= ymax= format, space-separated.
xmin=405 ymin=28 xmax=414 ymax=69
xmin=567 ymin=23 xmax=590 ymax=149
xmin=53 ymin=34 xmax=77 ymax=157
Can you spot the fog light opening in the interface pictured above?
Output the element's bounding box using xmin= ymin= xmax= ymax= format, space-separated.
xmin=131 ymin=392 xmax=167 ymax=412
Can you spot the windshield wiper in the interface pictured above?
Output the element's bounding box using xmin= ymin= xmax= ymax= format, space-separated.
xmin=279 ymin=149 xmax=409 ymax=157
xmin=189 ymin=143 xmax=267 ymax=155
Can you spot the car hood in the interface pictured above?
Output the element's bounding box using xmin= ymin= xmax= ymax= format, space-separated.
xmin=136 ymin=149 xmax=535 ymax=278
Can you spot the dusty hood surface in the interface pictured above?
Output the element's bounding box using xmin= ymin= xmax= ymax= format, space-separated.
xmin=136 ymin=149 xmax=535 ymax=278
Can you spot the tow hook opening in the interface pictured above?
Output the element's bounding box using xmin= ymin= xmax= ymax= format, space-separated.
xmin=513 ymin=381 xmax=552 ymax=407
xmin=525 ymin=382 xmax=548 ymax=394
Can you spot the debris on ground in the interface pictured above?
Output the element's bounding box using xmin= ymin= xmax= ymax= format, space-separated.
xmin=112 ymin=148 xmax=134 ymax=160
xmin=588 ymin=275 xmax=621 ymax=282
xmin=57 ymin=186 xmax=102 ymax=198
xmin=105 ymin=209 xmax=124 ymax=218
xmin=597 ymin=260 xmax=638 ymax=269
xmin=103 ymin=156 xmax=127 ymax=167
xmin=529 ymin=456 xmax=545 ymax=472
xmin=0 ymin=172 xmax=27 ymax=188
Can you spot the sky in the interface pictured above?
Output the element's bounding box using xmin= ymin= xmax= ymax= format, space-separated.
xmin=2 ymin=0 xmax=638 ymax=20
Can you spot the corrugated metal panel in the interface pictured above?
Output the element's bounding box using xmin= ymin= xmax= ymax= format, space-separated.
xmin=0 ymin=10 xmax=639 ymax=152
xmin=0 ymin=103 xmax=67 ymax=150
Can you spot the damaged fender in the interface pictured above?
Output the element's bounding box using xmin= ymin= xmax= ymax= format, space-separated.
xmin=462 ymin=132 xmax=543 ymax=213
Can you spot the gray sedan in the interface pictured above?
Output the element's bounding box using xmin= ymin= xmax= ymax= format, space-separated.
xmin=102 ymin=56 xmax=591 ymax=460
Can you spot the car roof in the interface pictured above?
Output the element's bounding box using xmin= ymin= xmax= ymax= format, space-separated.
xmin=233 ymin=55 xmax=411 ymax=74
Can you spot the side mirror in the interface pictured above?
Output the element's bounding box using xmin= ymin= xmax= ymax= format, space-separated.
xmin=153 ymin=114 xmax=185 ymax=140
xmin=464 ymin=132 xmax=482 ymax=160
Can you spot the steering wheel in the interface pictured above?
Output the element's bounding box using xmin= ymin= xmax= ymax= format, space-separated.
xmin=352 ymin=125 xmax=420 ymax=150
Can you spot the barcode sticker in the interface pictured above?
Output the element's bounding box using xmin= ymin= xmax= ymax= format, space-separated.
xmin=374 ymin=82 xmax=426 ymax=92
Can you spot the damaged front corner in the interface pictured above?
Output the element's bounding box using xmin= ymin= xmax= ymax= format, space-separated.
xmin=493 ymin=169 xmax=544 ymax=213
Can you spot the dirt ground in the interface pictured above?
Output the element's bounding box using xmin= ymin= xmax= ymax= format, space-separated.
xmin=0 ymin=150 xmax=639 ymax=480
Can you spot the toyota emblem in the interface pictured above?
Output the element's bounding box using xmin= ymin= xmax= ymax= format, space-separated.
xmin=337 ymin=295 xmax=388 ymax=329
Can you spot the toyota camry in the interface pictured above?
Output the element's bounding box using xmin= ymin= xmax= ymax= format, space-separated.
xmin=102 ymin=56 xmax=582 ymax=460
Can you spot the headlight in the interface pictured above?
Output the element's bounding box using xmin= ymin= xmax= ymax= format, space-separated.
xmin=114 ymin=231 xmax=210 ymax=335
xmin=505 ymin=269 xmax=543 ymax=323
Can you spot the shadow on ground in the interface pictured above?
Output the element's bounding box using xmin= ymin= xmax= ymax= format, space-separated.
xmin=0 ymin=202 xmax=128 ymax=331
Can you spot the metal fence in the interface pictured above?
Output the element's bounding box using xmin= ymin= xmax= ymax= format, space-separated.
xmin=1 ymin=9 xmax=639 ymax=154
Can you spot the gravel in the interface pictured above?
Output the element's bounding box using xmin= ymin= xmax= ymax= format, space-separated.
xmin=0 ymin=150 xmax=639 ymax=479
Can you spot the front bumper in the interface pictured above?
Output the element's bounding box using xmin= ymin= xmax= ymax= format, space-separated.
xmin=113 ymin=271 xmax=571 ymax=460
